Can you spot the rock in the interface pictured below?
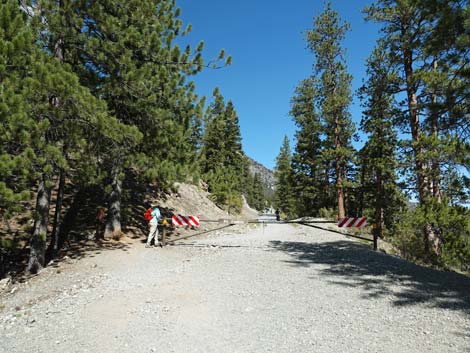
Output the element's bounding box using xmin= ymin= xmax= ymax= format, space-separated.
xmin=0 ymin=277 xmax=11 ymax=290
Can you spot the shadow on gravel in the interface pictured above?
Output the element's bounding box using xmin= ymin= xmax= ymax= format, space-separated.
xmin=269 ymin=240 xmax=470 ymax=317
xmin=64 ymin=239 xmax=130 ymax=261
xmin=4 ymin=240 xmax=131 ymax=284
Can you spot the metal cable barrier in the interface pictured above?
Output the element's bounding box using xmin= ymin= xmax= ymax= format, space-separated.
xmin=158 ymin=214 xmax=377 ymax=250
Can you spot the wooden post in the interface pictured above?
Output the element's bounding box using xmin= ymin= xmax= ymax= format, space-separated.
xmin=161 ymin=225 xmax=166 ymax=247
xmin=373 ymin=230 xmax=378 ymax=251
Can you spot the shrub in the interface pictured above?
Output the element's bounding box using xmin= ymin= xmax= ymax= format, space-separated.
xmin=392 ymin=199 xmax=470 ymax=270
xmin=319 ymin=207 xmax=337 ymax=220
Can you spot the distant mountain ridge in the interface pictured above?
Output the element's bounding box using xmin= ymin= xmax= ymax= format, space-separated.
xmin=247 ymin=157 xmax=275 ymax=191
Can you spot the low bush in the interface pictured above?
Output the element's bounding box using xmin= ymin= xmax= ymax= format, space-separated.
xmin=391 ymin=200 xmax=470 ymax=271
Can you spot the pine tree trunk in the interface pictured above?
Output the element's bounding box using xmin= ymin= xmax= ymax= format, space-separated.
xmin=47 ymin=169 xmax=66 ymax=260
xmin=359 ymin=163 xmax=366 ymax=217
xmin=403 ymin=47 xmax=439 ymax=260
xmin=28 ymin=175 xmax=52 ymax=274
xmin=375 ymin=172 xmax=384 ymax=239
xmin=335 ymin=116 xmax=346 ymax=220
xmin=430 ymin=58 xmax=442 ymax=202
xmin=336 ymin=166 xmax=345 ymax=219
xmin=104 ymin=165 xmax=122 ymax=239
xmin=0 ymin=250 xmax=5 ymax=279
xmin=427 ymin=58 xmax=442 ymax=258
xmin=325 ymin=165 xmax=332 ymax=208
xmin=43 ymin=15 xmax=65 ymax=261
xmin=404 ymin=51 xmax=428 ymax=200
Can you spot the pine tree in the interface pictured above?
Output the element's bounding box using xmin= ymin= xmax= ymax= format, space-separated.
xmin=35 ymin=0 xmax=230 ymax=238
xmin=306 ymin=2 xmax=355 ymax=220
xmin=420 ymin=0 xmax=470 ymax=204
xmin=201 ymin=89 xmax=246 ymax=212
xmin=358 ymin=44 xmax=404 ymax=239
xmin=0 ymin=0 xmax=136 ymax=272
xmin=250 ymin=173 xmax=265 ymax=211
xmin=365 ymin=0 xmax=435 ymax=257
xmin=0 ymin=0 xmax=36 ymax=216
xmin=224 ymin=100 xmax=245 ymax=192
xmin=201 ymin=88 xmax=226 ymax=175
xmin=290 ymin=78 xmax=328 ymax=216
xmin=365 ymin=0 xmax=454 ymax=260
xmin=274 ymin=136 xmax=295 ymax=217
xmin=365 ymin=0 xmax=470 ymax=262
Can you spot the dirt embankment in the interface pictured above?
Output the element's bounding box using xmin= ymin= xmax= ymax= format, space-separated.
xmin=158 ymin=182 xmax=258 ymax=222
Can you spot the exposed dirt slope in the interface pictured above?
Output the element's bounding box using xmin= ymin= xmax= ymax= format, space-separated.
xmin=158 ymin=183 xmax=230 ymax=221
xmin=158 ymin=182 xmax=258 ymax=221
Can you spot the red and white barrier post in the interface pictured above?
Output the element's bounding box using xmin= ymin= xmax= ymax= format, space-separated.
xmin=337 ymin=217 xmax=367 ymax=228
xmin=171 ymin=215 xmax=200 ymax=227
xmin=338 ymin=217 xmax=376 ymax=250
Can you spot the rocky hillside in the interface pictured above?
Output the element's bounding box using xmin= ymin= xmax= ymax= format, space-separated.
xmin=156 ymin=182 xmax=258 ymax=222
xmin=247 ymin=157 xmax=275 ymax=191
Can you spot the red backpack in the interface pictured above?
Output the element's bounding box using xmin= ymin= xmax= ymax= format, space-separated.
xmin=144 ymin=208 xmax=152 ymax=222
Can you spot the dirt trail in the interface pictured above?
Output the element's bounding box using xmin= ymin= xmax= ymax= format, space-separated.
xmin=1 ymin=223 xmax=469 ymax=353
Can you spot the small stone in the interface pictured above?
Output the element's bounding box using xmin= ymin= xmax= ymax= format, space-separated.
xmin=0 ymin=278 xmax=12 ymax=290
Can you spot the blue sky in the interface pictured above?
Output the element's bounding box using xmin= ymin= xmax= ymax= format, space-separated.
xmin=177 ymin=0 xmax=381 ymax=170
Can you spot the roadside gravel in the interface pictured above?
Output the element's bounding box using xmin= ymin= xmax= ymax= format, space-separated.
xmin=1 ymin=223 xmax=469 ymax=353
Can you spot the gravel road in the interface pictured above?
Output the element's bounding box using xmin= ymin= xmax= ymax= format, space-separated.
xmin=1 ymin=223 xmax=469 ymax=353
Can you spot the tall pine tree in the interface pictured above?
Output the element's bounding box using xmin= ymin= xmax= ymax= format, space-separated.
xmin=290 ymin=78 xmax=328 ymax=216
xmin=0 ymin=0 xmax=137 ymax=272
xmin=201 ymin=89 xmax=245 ymax=212
xmin=274 ymin=136 xmax=295 ymax=217
xmin=35 ymin=0 xmax=229 ymax=238
xmin=306 ymin=2 xmax=355 ymax=220
xmin=358 ymin=44 xmax=404 ymax=239
xmin=365 ymin=0 xmax=470 ymax=263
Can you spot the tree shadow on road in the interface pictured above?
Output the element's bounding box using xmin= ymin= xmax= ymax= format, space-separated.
xmin=63 ymin=239 xmax=130 ymax=261
xmin=269 ymin=240 xmax=470 ymax=316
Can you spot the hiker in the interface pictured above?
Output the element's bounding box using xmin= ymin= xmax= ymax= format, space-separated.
xmin=275 ymin=209 xmax=280 ymax=221
xmin=144 ymin=205 xmax=162 ymax=248
xmin=95 ymin=207 xmax=107 ymax=240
